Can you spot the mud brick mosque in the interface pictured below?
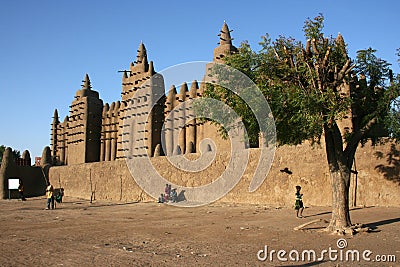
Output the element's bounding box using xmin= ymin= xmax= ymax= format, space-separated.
xmin=50 ymin=22 xmax=238 ymax=166
xmin=1 ymin=23 xmax=399 ymax=207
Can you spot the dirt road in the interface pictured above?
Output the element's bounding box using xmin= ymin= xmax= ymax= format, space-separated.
xmin=0 ymin=197 xmax=399 ymax=266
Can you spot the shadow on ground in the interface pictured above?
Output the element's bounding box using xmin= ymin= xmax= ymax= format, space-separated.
xmin=364 ymin=217 xmax=400 ymax=230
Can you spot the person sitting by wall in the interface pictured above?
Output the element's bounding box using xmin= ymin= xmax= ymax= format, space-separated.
xmin=164 ymin=184 xmax=171 ymax=202
xmin=170 ymin=188 xmax=178 ymax=203
xmin=158 ymin=193 xmax=165 ymax=203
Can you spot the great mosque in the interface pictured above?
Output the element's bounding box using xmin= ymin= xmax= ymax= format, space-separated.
xmin=50 ymin=22 xmax=238 ymax=165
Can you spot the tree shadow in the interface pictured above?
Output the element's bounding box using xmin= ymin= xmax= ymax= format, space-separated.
xmin=374 ymin=143 xmax=400 ymax=184
xmin=303 ymin=206 xmax=374 ymax=219
xmin=364 ymin=217 xmax=400 ymax=231
xmin=302 ymin=211 xmax=331 ymax=219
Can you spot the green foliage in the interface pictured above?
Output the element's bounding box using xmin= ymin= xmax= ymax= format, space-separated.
xmin=355 ymin=48 xmax=391 ymax=88
xmin=350 ymin=48 xmax=398 ymax=146
xmin=382 ymin=51 xmax=400 ymax=140
xmin=202 ymin=56 xmax=264 ymax=147
xmin=303 ymin=13 xmax=324 ymax=40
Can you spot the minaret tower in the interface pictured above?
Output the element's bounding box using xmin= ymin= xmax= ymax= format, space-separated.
xmin=213 ymin=21 xmax=238 ymax=63
xmin=50 ymin=109 xmax=60 ymax=163
xmin=121 ymin=42 xmax=156 ymax=102
xmin=67 ymin=74 xmax=103 ymax=164
xmin=119 ymin=42 xmax=165 ymax=158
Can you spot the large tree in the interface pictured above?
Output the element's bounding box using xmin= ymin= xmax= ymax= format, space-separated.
xmin=205 ymin=15 xmax=400 ymax=234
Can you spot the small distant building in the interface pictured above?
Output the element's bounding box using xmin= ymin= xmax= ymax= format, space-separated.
xmin=35 ymin=157 xmax=41 ymax=166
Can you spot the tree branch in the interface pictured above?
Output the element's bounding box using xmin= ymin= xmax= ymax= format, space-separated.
xmin=273 ymin=48 xmax=282 ymax=62
xmin=337 ymin=60 xmax=354 ymax=81
xmin=305 ymin=39 xmax=312 ymax=57
xmin=332 ymin=61 xmax=355 ymax=89
xmin=315 ymin=64 xmax=323 ymax=92
xmin=322 ymin=46 xmax=331 ymax=67
xmin=305 ymin=61 xmax=317 ymax=91
xmin=344 ymin=117 xmax=377 ymax=157
xmin=311 ymin=38 xmax=319 ymax=57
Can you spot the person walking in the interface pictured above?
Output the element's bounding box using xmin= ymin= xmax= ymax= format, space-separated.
xmin=18 ymin=181 xmax=26 ymax=201
xmin=294 ymin=185 xmax=304 ymax=218
xmin=46 ymin=184 xmax=55 ymax=210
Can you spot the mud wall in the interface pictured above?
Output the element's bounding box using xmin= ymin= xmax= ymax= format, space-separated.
xmin=48 ymin=142 xmax=400 ymax=207
xmin=0 ymin=165 xmax=47 ymax=199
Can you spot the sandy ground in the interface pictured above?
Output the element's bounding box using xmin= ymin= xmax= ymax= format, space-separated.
xmin=0 ymin=197 xmax=399 ymax=267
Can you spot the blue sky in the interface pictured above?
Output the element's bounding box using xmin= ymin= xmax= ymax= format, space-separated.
xmin=0 ymin=0 xmax=399 ymax=158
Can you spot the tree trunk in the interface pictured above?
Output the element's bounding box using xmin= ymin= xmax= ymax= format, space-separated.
xmin=324 ymin=123 xmax=353 ymax=234
xmin=327 ymin=167 xmax=352 ymax=233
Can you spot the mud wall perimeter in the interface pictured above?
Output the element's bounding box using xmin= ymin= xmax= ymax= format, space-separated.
xmin=48 ymin=142 xmax=400 ymax=207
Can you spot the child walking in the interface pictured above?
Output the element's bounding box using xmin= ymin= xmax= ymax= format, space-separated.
xmin=294 ymin=185 xmax=304 ymax=218
xmin=46 ymin=184 xmax=55 ymax=210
